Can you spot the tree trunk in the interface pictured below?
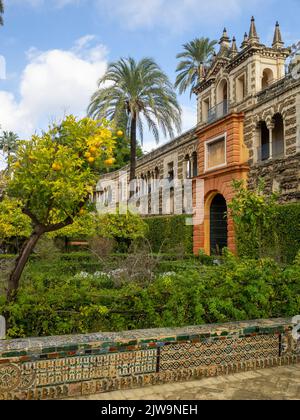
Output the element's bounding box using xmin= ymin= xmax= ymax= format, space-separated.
xmin=7 ymin=227 xmax=44 ymax=302
xmin=130 ymin=113 xmax=137 ymax=182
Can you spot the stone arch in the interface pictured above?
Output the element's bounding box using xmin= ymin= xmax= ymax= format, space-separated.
xmin=262 ymin=68 xmax=274 ymax=89
xmin=203 ymin=190 xmax=229 ymax=255
xmin=216 ymin=78 xmax=229 ymax=104
xmin=184 ymin=154 xmax=191 ymax=179
xmin=258 ymin=120 xmax=270 ymax=161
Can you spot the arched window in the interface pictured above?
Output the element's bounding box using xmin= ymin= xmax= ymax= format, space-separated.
xmin=272 ymin=113 xmax=284 ymax=158
xmin=184 ymin=155 xmax=191 ymax=179
xmin=262 ymin=68 xmax=274 ymax=90
xmin=192 ymin=152 xmax=198 ymax=177
xmin=259 ymin=121 xmax=270 ymax=161
xmin=215 ymin=79 xmax=229 ymax=120
xmin=217 ymin=79 xmax=228 ymax=104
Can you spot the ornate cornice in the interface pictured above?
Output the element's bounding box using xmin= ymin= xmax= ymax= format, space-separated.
xmin=194 ymin=44 xmax=291 ymax=94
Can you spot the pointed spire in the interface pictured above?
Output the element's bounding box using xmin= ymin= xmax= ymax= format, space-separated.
xmin=231 ymin=36 xmax=238 ymax=56
xmin=219 ymin=28 xmax=231 ymax=50
xmin=241 ymin=32 xmax=249 ymax=49
xmin=248 ymin=16 xmax=260 ymax=44
xmin=272 ymin=21 xmax=284 ymax=49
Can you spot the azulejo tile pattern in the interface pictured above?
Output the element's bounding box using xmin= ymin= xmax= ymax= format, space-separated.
xmin=0 ymin=318 xmax=299 ymax=400
xmin=159 ymin=335 xmax=279 ymax=371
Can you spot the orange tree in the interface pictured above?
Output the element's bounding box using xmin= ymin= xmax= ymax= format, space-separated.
xmin=6 ymin=116 xmax=115 ymax=301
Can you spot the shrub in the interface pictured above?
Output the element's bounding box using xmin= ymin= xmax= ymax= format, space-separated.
xmin=276 ymin=203 xmax=300 ymax=263
xmin=33 ymin=237 xmax=60 ymax=261
xmin=88 ymin=236 xmax=115 ymax=260
xmin=1 ymin=252 xmax=299 ymax=338
xmin=144 ymin=215 xmax=193 ymax=255
xmin=229 ymin=180 xmax=300 ymax=263
xmin=96 ymin=212 xmax=148 ymax=253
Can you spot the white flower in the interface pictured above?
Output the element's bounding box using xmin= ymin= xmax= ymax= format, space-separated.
xmin=74 ymin=271 xmax=90 ymax=279
xmin=94 ymin=271 xmax=111 ymax=279
xmin=161 ymin=272 xmax=177 ymax=278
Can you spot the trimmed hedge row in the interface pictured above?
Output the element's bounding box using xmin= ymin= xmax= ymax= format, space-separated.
xmin=235 ymin=202 xmax=300 ymax=263
xmin=144 ymin=215 xmax=193 ymax=255
xmin=276 ymin=203 xmax=300 ymax=263
xmin=144 ymin=203 xmax=300 ymax=261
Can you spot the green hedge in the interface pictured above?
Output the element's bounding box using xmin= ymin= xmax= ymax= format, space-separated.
xmin=2 ymin=253 xmax=300 ymax=338
xmin=276 ymin=203 xmax=300 ymax=263
xmin=144 ymin=215 xmax=193 ymax=255
xmin=235 ymin=202 xmax=300 ymax=264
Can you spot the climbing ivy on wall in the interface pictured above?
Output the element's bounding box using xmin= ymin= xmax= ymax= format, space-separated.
xmin=229 ymin=180 xmax=300 ymax=263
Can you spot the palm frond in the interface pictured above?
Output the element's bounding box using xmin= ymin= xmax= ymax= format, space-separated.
xmin=88 ymin=56 xmax=182 ymax=146
xmin=175 ymin=37 xmax=217 ymax=96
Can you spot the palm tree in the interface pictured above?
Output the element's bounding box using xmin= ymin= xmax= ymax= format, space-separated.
xmin=175 ymin=38 xmax=218 ymax=97
xmin=0 ymin=131 xmax=19 ymax=170
xmin=88 ymin=57 xmax=181 ymax=181
xmin=0 ymin=1 xmax=4 ymax=26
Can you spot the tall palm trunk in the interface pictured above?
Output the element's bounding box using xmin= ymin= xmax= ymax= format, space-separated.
xmin=7 ymin=226 xmax=45 ymax=302
xmin=130 ymin=112 xmax=137 ymax=182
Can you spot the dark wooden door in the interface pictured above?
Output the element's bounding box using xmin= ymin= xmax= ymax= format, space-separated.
xmin=210 ymin=194 xmax=228 ymax=255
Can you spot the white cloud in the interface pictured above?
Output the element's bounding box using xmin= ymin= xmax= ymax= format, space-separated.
xmin=97 ymin=0 xmax=246 ymax=31
xmin=0 ymin=37 xmax=108 ymax=138
xmin=9 ymin=0 xmax=263 ymax=31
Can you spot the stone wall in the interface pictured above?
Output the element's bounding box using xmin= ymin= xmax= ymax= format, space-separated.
xmin=248 ymin=153 xmax=300 ymax=202
xmin=0 ymin=318 xmax=299 ymax=400
xmin=244 ymin=78 xmax=300 ymax=166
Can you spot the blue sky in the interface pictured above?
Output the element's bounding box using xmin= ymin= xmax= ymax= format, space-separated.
xmin=0 ymin=0 xmax=299 ymax=156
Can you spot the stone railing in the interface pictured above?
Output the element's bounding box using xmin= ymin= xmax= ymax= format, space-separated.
xmin=0 ymin=318 xmax=299 ymax=400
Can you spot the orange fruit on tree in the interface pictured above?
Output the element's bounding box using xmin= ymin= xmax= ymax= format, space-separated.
xmin=89 ymin=146 xmax=97 ymax=154
xmin=52 ymin=163 xmax=62 ymax=171
xmin=88 ymin=157 xmax=95 ymax=164
xmin=104 ymin=158 xmax=116 ymax=166
xmin=84 ymin=152 xmax=91 ymax=159
xmin=117 ymin=130 xmax=124 ymax=138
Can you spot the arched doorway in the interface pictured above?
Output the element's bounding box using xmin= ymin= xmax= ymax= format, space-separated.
xmin=210 ymin=194 xmax=228 ymax=255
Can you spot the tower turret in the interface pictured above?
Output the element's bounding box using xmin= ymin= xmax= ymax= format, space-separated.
xmin=219 ymin=28 xmax=231 ymax=51
xmin=231 ymin=36 xmax=238 ymax=57
xmin=248 ymin=16 xmax=260 ymax=44
xmin=241 ymin=32 xmax=249 ymax=49
xmin=272 ymin=21 xmax=284 ymax=49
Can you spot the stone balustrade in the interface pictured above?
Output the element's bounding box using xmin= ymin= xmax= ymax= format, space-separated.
xmin=0 ymin=318 xmax=299 ymax=400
